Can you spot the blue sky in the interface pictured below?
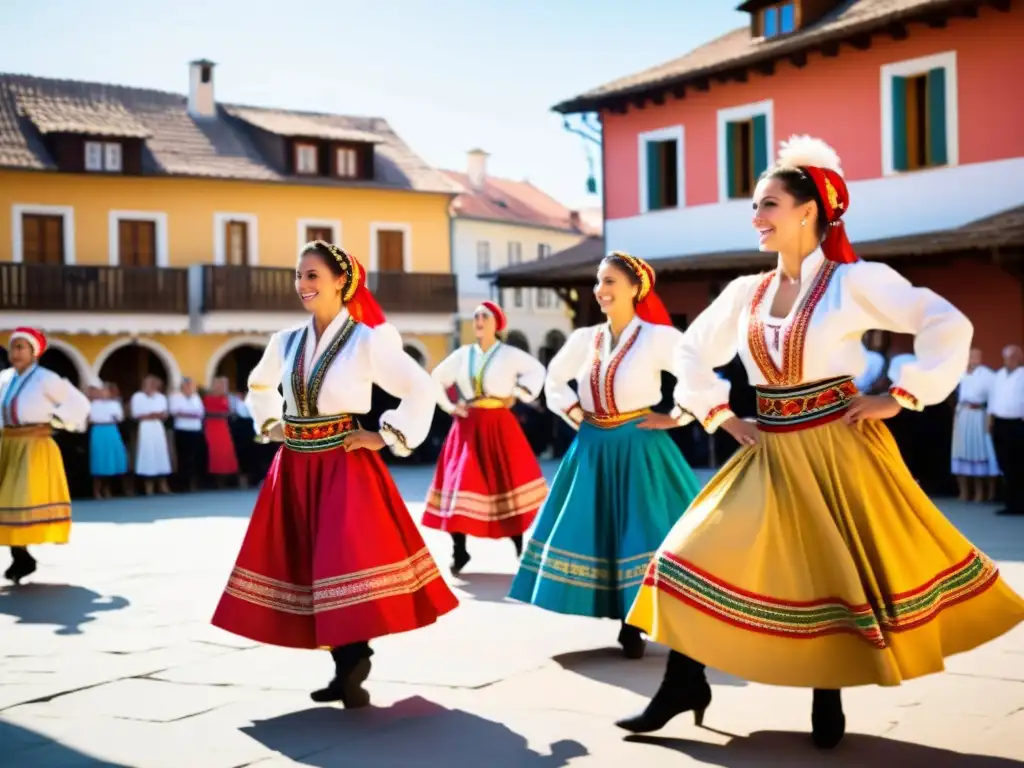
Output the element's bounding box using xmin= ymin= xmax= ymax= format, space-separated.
xmin=1 ymin=0 xmax=745 ymax=209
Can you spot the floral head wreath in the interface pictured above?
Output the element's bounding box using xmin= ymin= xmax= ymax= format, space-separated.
xmin=305 ymin=240 xmax=361 ymax=302
xmin=609 ymin=251 xmax=654 ymax=301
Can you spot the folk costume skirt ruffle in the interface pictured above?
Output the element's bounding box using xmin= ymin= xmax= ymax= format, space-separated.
xmin=422 ymin=402 xmax=547 ymax=538
xmin=211 ymin=415 xmax=459 ymax=649
xmin=89 ymin=423 xmax=128 ymax=477
xmin=508 ymin=414 xmax=701 ymax=620
xmin=0 ymin=432 xmax=72 ymax=546
xmin=628 ymin=377 xmax=1024 ymax=689
xmin=950 ymin=405 xmax=1000 ymax=477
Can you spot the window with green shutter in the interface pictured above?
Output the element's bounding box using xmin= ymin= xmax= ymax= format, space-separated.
xmin=891 ymin=68 xmax=948 ymax=172
xmin=645 ymin=139 xmax=679 ymax=211
xmin=725 ymin=114 xmax=769 ymax=199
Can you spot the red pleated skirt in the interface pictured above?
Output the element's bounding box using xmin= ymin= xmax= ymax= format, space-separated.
xmin=211 ymin=443 xmax=459 ymax=649
xmin=423 ymin=406 xmax=547 ymax=538
xmin=204 ymin=418 xmax=239 ymax=475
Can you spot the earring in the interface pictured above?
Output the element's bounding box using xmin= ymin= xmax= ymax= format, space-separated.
xmin=801 ymin=219 xmax=807 ymax=227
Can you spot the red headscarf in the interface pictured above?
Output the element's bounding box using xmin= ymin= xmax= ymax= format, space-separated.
xmin=9 ymin=327 xmax=47 ymax=358
xmin=308 ymin=241 xmax=386 ymax=327
xmin=801 ymin=166 xmax=857 ymax=264
xmin=609 ymin=252 xmax=673 ymax=326
xmin=476 ymin=301 xmax=507 ymax=332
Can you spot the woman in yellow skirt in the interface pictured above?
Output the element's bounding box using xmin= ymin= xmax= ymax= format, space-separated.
xmin=617 ymin=136 xmax=1024 ymax=749
xmin=1 ymin=327 xmax=91 ymax=584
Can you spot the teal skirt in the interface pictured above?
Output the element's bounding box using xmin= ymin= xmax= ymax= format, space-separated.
xmin=508 ymin=419 xmax=701 ymax=619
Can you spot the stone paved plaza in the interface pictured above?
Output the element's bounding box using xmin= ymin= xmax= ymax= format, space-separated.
xmin=1 ymin=462 xmax=1023 ymax=767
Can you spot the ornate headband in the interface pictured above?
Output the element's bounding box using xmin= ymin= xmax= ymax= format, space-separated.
xmin=304 ymin=240 xmax=361 ymax=303
xmin=610 ymin=251 xmax=653 ymax=301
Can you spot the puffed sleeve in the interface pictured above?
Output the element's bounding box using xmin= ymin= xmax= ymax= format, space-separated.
xmin=43 ymin=373 xmax=91 ymax=433
xmin=509 ymin=347 xmax=546 ymax=404
xmin=653 ymin=325 xmax=696 ymax=427
xmin=430 ymin=346 xmax=464 ymax=414
xmin=671 ymin=275 xmax=760 ymax=432
xmin=544 ymin=327 xmax=591 ymax=430
xmin=370 ymin=323 xmax=436 ymax=457
xmin=245 ymin=330 xmax=286 ymax=436
xmin=846 ymin=261 xmax=972 ymax=410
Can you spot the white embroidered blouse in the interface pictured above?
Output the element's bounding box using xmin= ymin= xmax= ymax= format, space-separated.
xmin=432 ymin=342 xmax=546 ymax=413
xmin=545 ymin=316 xmax=689 ymax=430
xmin=672 ymin=248 xmax=973 ymax=432
xmin=245 ymin=309 xmax=435 ymax=457
xmin=0 ymin=364 xmax=90 ymax=431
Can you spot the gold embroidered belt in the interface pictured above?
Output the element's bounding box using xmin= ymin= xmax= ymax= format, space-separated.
xmin=1 ymin=423 xmax=53 ymax=439
xmin=756 ymin=377 xmax=858 ymax=433
xmin=467 ymin=397 xmax=509 ymax=410
xmin=283 ymin=414 xmax=357 ymax=453
xmin=582 ymin=407 xmax=651 ymax=429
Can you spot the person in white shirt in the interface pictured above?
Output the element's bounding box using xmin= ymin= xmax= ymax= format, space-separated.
xmin=508 ymin=253 xmax=702 ymax=661
xmin=988 ymin=344 xmax=1024 ymax=515
xmin=130 ymin=376 xmax=172 ymax=495
xmin=211 ymin=240 xmax=458 ymax=707
xmin=0 ymin=327 xmax=90 ymax=584
xmin=168 ymin=378 xmax=205 ymax=492
xmin=951 ymin=348 xmax=1000 ymax=502
xmin=617 ymin=136 xmax=1024 ymax=749
xmin=427 ymin=300 xmax=548 ymax=574
xmin=88 ymin=383 xmax=128 ymax=499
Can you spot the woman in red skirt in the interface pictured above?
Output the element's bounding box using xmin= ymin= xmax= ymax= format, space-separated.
xmin=202 ymin=377 xmax=240 ymax=486
xmin=211 ymin=240 xmax=459 ymax=707
xmin=424 ymin=301 xmax=548 ymax=574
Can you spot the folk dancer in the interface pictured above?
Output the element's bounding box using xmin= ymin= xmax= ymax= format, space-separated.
xmin=989 ymin=344 xmax=1024 ymax=516
xmin=618 ymin=136 xmax=1024 ymax=749
xmin=508 ymin=253 xmax=702 ymax=659
xmin=130 ymin=375 xmax=172 ymax=495
xmin=0 ymin=328 xmax=90 ymax=584
xmin=88 ymin=383 xmax=128 ymax=499
xmin=951 ymin=348 xmax=1000 ymax=502
xmin=211 ymin=241 xmax=459 ymax=707
xmin=169 ymin=378 xmax=205 ymax=492
xmin=425 ymin=300 xmax=548 ymax=574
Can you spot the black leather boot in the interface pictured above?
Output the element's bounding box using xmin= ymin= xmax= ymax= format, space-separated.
xmin=811 ymin=688 xmax=845 ymax=749
xmin=617 ymin=621 xmax=646 ymax=659
xmin=309 ymin=642 xmax=373 ymax=707
xmin=615 ymin=650 xmax=712 ymax=733
xmin=451 ymin=533 xmax=471 ymax=575
xmin=5 ymin=547 xmax=36 ymax=585
xmin=510 ymin=534 xmax=523 ymax=559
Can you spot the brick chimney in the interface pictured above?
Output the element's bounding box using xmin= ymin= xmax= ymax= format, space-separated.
xmin=467 ymin=148 xmax=489 ymax=189
xmin=188 ymin=59 xmax=216 ymax=119
xmin=569 ymin=210 xmax=581 ymax=230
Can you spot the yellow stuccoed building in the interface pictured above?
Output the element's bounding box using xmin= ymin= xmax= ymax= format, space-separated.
xmin=0 ymin=60 xmax=459 ymax=396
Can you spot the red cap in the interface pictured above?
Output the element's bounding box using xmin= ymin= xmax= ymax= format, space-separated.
xmin=477 ymin=301 xmax=507 ymax=332
xmin=10 ymin=327 xmax=47 ymax=357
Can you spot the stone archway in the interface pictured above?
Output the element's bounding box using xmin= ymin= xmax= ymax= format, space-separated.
xmin=205 ymin=335 xmax=270 ymax=391
xmin=40 ymin=339 xmax=92 ymax=388
xmin=93 ymin=337 xmax=181 ymax=395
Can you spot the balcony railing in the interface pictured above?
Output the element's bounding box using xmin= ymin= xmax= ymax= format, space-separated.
xmin=201 ymin=266 xmax=458 ymax=314
xmin=0 ymin=263 xmax=189 ymax=314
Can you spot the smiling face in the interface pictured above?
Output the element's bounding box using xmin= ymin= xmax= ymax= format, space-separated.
xmin=593 ymin=260 xmax=639 ymax=316
xmin=295 ymin=250 xmax=346 ymax=315
xmin=752 ymin=176 xmax=817 ymax=254
xmin=473 ymin=309 xmax=497 ymax=340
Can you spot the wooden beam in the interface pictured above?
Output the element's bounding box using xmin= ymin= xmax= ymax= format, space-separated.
xmin=607 ymin=100 xmax=628 ymax=115
xmin=631 ymin=95 xmax=647 ymax=109
xmin=888 ymin=22 xmax=909 ymax=39
xmin=789 ymin=51 xmax=808 ymax=68
xmin=989 ymin=0 xmax=1011 ymax=11
xmin=821 ymin=41 xmax=840 ymax=57
xmin=694 ymin=78 xmax=710 ymax=91
xmin=955 ymin=4 xmax=979 ymax=16
xmin=651 ymin=92 xmax=665 ymax=106
xmin=670 ymin=84 xmax=686 ymax=99
xmin=926 ymin=15 xmax=948 ymax=28
xmin=849 ymin=34 xmax=872 ymax=50
xmin=755 ymin=60 xmax=776 ymax=75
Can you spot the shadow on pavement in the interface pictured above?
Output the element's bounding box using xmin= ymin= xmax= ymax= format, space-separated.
xmin=453 ymin=572 xmax=514 ymax=603
xmin=0 ymin=583 xmax=129 ymax=635
xmin=70 ymin=491 xmax=258 ymax=524
xmin=941 ymin=505 xmax=1024 ymax=563
xmin=242 ymin=696 xmax=588 ymax=767
xmin=626 ymin=731 xmax=1022 ymax=766
xmin=553 ymin=647 xmax=747 ymax=697
xmin=0 ymin=719 xmax=129 ymax=766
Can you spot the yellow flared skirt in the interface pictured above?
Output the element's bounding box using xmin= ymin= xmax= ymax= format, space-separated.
xmin=628 ymin=416 xmax=1024 ymax=689
xmin=0 ymin=435 xmax=72 ymax=546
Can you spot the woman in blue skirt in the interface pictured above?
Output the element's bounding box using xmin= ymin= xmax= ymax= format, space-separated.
xmin=88 ymin=383 xmax=129 ymax=499
xmin=508 ymin=252 xmax=702 ymax=658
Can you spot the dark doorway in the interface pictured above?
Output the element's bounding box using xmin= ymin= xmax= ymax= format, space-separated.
xmin=505 ymin=330 xmax=530 ymax=353
xmin=98 ymin=344 xmax=169 ymax=400
xmin=215 ymin=344 xmax=265 ymax=392
xmin=39 ymin=348 xmax=81 ymax=388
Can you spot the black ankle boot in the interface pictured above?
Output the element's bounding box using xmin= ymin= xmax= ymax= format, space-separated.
xmin=510 ymin=534 xmax=523 ymax=559
xmin=615 ymin=651 xmax=712 ymax=733
xmin=811 ymin=689 xmax=845 ymax=749
xmin=5 ymin=547 xmax=36 ymax=585
xmin=310 ymin=642 xmax=373 ymax=707
xmin=617 ymin=622 xmax=646 ymax=659
xmin=451 ymin=534 xmax=470 ymax=575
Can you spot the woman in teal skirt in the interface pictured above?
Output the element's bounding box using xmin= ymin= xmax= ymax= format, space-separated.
xmin=508 ymin=252 xmax=702 ymax=658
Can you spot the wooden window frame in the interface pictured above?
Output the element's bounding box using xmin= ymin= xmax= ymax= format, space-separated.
xmin=334 ymin=145 xmax=360 ymax=179
xmin=760 ymin=1 xmax=798 ymax=38
xmin=11 ymin=204 xmax=76 ymax=264
xmin=84 ymin=140 xmax=124 ymax=173
xmin=881 ymin=51 xmax=959 ymax=177
xmin=716 ymin=100 xmax=774 ymax=203
xmin=638 ymin=125 xmax=685 ymax=213
xmin=296 ymin=218 xmax=342 ymax=253
xmin=368 ymin=222 xmax=412 ymax=272
xmin=294 ymin=142 xmax=319 ymax=175
xmin=108 ymin=210 xmax=169 ymax=266
xmin=476 ymin=241 xmax=490 ymax=275
xmin=213 ymin=212 xmax=259 ymax=266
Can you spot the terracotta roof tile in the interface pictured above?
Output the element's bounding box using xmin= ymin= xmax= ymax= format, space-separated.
xmin=442 ymin=170 xmax=593 ymax=233
xmin=224 ymin=106 xmax=381 ymax=143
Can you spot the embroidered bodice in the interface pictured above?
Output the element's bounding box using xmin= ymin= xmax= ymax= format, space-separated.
xmin=671 ymin=248 xmax=973 ymax=432
xmin=245 ymin=309 xmax=436 ymax=457
xmin=432 ymin=341 xmax=546 ymax=413
xmin=545 ymin=317 xmax=688 ymax=429
xmin=0 ymin=364 xmax=90 ymax=431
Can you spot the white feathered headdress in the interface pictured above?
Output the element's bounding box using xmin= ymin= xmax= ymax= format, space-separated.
xmin=775 ymin=135 xmax=844 ymax=178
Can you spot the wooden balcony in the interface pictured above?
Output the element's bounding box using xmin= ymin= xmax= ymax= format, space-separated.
xmin=201 ymin=266 xmax=458 ymax=314
xmin=0 ymin=263 xmax=189 ymax=314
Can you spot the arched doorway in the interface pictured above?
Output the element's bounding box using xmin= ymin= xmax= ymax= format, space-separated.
xmin=39 ymin=348 xmax=81 ymax=388
xmin=403 ymin=344 xmax=426 ymax=368
xmin=214 ymin=345 xmax=265 ymax=392
xmin=505 ymin=330 xmax=530 ymax=353
xmin=98 ymin=344 xmax=169 ymax=401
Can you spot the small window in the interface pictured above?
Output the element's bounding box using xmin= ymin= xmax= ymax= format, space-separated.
xmin=780 ymin=2 xmax=795 ymax=33
xmin=85 ymin=141 xmax=123 ymax=173
xmin=725 ymin=114 xmax=769 ymax=199
xmin=645 ymin=139 xmax=679 ymax=211
xmin=537 ymin=243 xmax=551 ymax=260
xmin=764 ymin=7 xmax=779 ymax=36
xmin=200 ymin=64 xmax=212 ymax=84
xmin=476 ymin=241 xmax=490 ymax=274
xmin=536 ymin=288 xmax=552 ymax=309
xmin=513 ymin=288 xmax=524 ymax=308
xmin=508 ymin=242 xmax=522 ymax=266
xmin=295 ymin=143 xmax=318 ymax=174
xmin=762 ymin=2 xmax=796 ymax=38
xmin=336 ymin=147 xmax=358 ymax=178
xmin=104 ymin=142 xmax=122 ymax=172
xmin=892 ymin=68 xmax=948 ymax=172
xmin=85 ymin=142 xmax=103 ymax=171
